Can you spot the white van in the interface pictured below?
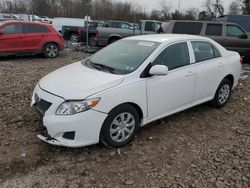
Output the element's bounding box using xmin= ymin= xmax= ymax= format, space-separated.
xmin=52 ymin=17 xmax=90 ymax=33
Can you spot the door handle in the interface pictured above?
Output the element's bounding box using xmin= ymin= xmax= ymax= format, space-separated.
xmin=186 ymin=71 xmax=194 ymax=77
xmin=19 ymin=36 xmax=24 ymax=38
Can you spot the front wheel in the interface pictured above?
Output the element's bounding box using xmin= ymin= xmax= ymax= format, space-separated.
xmin=43 ymin=43 xmax=59 ymax=58
xmin=210 ymin=79 xmax=232 ymax=108
xmin=100 ymin=104 xmax=140 ymax=148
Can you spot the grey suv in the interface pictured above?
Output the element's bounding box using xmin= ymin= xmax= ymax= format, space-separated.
xmin=162 ymin=20 xmax=250 ymax=63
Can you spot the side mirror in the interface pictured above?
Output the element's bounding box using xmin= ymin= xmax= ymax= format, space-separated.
xmin=129 ymin=26 xmax=134 ymax=30
xmin=240 ymin=33 xmax=248 ymax=39
xmin=149 ymin=65 xmax=169 ymax=76
xmin=0 ymin=30 xmax=3 ymax=35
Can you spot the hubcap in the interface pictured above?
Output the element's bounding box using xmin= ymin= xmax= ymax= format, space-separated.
xmin=218 ymin=84 xmax=230 ymax=104
xmin=110 ymin=112 xmax=135 ymax=143
xmin=46 ymin=45 xmax=58 ymax=57
xmin=71 ymin=35 xmax=79 ymax=42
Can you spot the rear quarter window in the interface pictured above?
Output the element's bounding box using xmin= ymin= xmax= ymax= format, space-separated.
xmin=191 ymin=41 xmax=221 ymax=62
xmin=173 ymin=22 xmax=203 ymax=35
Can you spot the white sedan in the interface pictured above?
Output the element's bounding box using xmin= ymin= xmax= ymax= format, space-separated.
xmin=31 ymin=34 xmax=241 ymax=148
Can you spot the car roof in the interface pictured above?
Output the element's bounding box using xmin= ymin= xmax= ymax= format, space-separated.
xmin=1 ymin=20 xmax=51 ymax=26
xmin=126 ymin=34 xmax=211 ymax=43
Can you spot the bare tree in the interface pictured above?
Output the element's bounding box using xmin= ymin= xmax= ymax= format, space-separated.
xmin=229 ymin=1 xmax=241 ymax=14
xmin=159 ymin=0 xmax=171 ymax=20
xmin=204 ymin=0 xmax=224 ymax=18
xmin=185 ymin=8 xmax=199 ymax=20
xmin=242 ymin=0 xmax=250 ymax=14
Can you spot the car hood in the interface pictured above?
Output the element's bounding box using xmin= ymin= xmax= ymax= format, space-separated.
xmin=39 ymin=61 xmax=124 ymax=99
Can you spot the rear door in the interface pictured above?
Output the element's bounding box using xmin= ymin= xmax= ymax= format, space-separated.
xmin=22 ymin=23 xmax=50 ymax=51
xmin=0 ymin=23 xmax=23 ymax=53
xmin=190 ymin=41 xmax=224 ymax=101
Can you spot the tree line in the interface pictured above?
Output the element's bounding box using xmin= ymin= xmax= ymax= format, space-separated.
xmin=0 ymin=0 xmax=249 ymax=22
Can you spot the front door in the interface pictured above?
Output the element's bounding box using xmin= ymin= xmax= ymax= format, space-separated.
xmin=147 ymin=42 xmax=196 ymax=120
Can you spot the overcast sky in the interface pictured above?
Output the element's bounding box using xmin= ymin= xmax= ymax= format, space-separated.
xmin=116 ymin=0 xmax=235 ymax=13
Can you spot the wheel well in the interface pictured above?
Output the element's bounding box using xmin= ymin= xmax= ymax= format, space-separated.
xmin=108 ymin=36 xmax=121 ymax=43
xmin=224 ymin=74 xmax=234 ymax=86
xmin=43 ymin=42 xmax=58 ymax=49
xmin=109 ymin=102 xmax=143 ymax=123
xmin=69 ymin=31 xmax=79 ymax=36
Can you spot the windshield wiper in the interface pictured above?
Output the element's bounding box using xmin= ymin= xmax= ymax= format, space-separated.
xmin=83 ymin=59 xmax=118 ymax=74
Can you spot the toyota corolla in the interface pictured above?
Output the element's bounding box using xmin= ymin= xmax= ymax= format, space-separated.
xmin=31 ymin=34 xmax=241 ymax=148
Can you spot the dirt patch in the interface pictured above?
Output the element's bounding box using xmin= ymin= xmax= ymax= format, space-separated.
xmin=0 ymin=52 xmax=249 ymax=188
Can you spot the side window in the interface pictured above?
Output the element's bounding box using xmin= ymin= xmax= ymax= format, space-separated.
xmin=152 ymin=42 xmax=190 ymax=70
xmin=24 ymin=24 xmax=50 ymax=33
xmin=145 ymin=22 xmax=155 ymax=32
xmin=156 ymin=22 xmax=162 ymax=31
xmin=120 ymin=23 xmax=130 ymax=29
xmin=110 ymin=22 xmax=119 ymax=28
xmin=226 ymin=25 xmax=245 ymax=37
xmin=173 ymin=22 xmax=203 ymax=35
xmin=2 ymin=24 xmax=22 ymax=34
xmin=191 ymin=41 xmax=221 ymax=62
xmin=205 ymin=24 xmax=222 ymax=36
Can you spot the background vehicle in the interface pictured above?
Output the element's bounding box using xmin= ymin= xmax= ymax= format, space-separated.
xmin=17 ymin=14 xmax=40 ymax=21
xmin=215 ymin=14 xmax=250 ymax=33
xmin=52 ymin=17 xmax=89 ymax=33
xmin=32 ymin=34 xmax=241 ymax=148
xmin=96 ymin=20 xmax=162 ymax=45
xmin=62 ymin=21 xmax=106 ymax=44
xmin=0 ymin=13 xmax=17 ymax=22
xmin=37 ymin=16 xmax=52 ymax=24
xmin=0 ymin=21 xmax=64 ymax=58
xmin=162 ymin=20 xmax=250 ymax=63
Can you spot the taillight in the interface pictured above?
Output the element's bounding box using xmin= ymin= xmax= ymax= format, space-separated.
xmin=240 ymin=57 xmax=244 ymax=64
xmin=77 ymin=28 xmax=82 ymax=34
xmin=95 ymin=30 xmax=99 ymax=38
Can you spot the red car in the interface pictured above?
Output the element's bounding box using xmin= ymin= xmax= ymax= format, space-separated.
xmin=0 ymin=21 xmax=64 ymax=58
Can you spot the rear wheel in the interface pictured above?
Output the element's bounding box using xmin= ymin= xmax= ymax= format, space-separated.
xmin=88 ymin=36 xmax=97 ymax=46
xmin=43 ymin=43 xmax=59 ymax=58
xmin=69 ymin=33 xmax=80 ymax=43
xmin=100 ymin=104 xmax=140 ymax=148
xmin=210 ymin=79 xmax=232 ymax=108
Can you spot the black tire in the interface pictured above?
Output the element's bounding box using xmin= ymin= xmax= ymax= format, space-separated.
xmin=88 ymin=36 xmax=97 ymax=46
xmin=210 ymin=79 xmax=232 ymax=108
xmin=43 ymin=43 xmax=59 ymax=58
xmin=100 ymin=104 xmax=140 ymax=148
xmin=69 ymin=33 xmax=80 ymax=43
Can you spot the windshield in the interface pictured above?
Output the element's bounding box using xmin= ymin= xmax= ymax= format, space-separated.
xmin=84 ymin=40 xmax=159 ymax=75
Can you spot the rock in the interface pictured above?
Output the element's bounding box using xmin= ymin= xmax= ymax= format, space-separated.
xmin=209 ymin=177 xmax=216 ymax=183
xmin=20 ymin=153 xmax=26 ymax=158
xmin=109 ymin=151 xmax=116 ymax=157
xmin=124 ymin=180 xmax=134 ymax=185
xmin=69 ymin=184 xmax=79 ymax=188
xmin=215 ymin=181 xmax=224 ymax=188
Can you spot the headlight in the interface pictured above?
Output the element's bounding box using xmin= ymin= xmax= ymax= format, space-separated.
xmin=56 ymin=98 xmax=100 ymax=115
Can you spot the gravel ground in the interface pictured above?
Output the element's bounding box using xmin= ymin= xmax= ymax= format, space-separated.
xmin=0 ymin=50 xmax=249 ymax=188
